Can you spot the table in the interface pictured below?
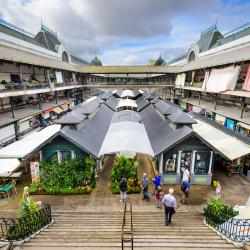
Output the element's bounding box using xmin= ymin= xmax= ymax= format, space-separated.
xmin=0 ymin=183 xmax=15 ymax=199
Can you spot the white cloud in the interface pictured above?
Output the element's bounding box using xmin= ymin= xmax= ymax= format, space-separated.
xmin=1 ymin=0 xmax=248 ymax=65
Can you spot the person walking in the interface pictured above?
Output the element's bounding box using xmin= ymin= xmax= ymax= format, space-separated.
xmin=155 ymin=185 xmax=163 ymax=208
xmin=182 ymin=166 xmax=190 ymax=182
xmin=119 ymin=177 xmax=128 ymax=203
xmin=141 ymin=173 xmax=149 ymax=201
xmin=152 ymin=172 xmax=161 ymax=195
xmin=162 ymin=188 xmax=177 ymax=226
xmin=181 ymin=180 xmax=190 ymax=205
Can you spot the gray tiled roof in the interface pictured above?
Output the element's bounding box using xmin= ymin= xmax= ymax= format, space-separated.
xmin=154 ymin=100 xmax=178 ymax=116
xmin=72 ymin=97 xmax=103 ymax=115
xmin=140 ymin=104 xmax=193 ymax=156
xmin=60 ymin=105 xmax=114 ymax=158
xmin=55 ymin=111 xmax=86 ymax=125
xmin=167 ymin=110 xmax=197 ymax=125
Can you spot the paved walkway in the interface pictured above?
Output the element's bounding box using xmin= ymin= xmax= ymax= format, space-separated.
xmin=0 ymin=155 xmax=249 ymax=218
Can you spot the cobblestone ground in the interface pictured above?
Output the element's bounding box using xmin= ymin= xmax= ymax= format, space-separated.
xmin=0 ymin=155 xmax=249 ymax=218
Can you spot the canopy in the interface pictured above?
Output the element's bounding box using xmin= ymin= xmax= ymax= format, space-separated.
xmin=99 ymin=121 xmax=154 ymax=157
xmin=121 ymin=90 xmax=135 ymax=98
xmin=192 ymin=120 xmax=250 ymax=161
xmin=117 ymin=99 xmax=137 ymax=109
xmin=0 ymin=125 xmax=61 ymax=159
xmin=175 ymin=73 xmax=186 ymax=87
xmin=53 ymin=107 xmax=63 ymax=114
xmin=243 ymin=65 xmax=250 ymax=91
xmin=0 ymin=159 xmax=20 ymax=177
xmin=205 ymin=65 xmax=240 ymax=92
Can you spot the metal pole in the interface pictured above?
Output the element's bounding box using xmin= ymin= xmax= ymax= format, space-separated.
xmin=55 ymin=91 xmax=58 ymax=104
xmin=240 ymin=97 xmax=246 ymax=118
xmin=10 ymin=97 xmax=16 ymax=118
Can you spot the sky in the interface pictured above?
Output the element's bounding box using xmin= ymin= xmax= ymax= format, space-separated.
xmin=0 ymin=0 xmax=250 ymax=65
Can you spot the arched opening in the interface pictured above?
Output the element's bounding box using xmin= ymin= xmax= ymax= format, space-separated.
xmin=188 ymin=51 xmax=196 ymax=62
xmin=62 ymin=51 xmax=69 ymax=62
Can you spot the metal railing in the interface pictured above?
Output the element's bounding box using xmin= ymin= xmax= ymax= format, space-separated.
xmin=205 ymin=208 xmax=250 ymax=243
xmin=0 ymin=204 xmax=52 ymax=242
xmin=0 ymin=82 xmax=83 ymax=93
xmin=121 ymin=201 xmax=133 ymax=249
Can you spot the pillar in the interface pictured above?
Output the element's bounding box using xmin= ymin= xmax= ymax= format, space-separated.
xmin=191 ymin=150 xmax=196 ymax=174
xmin=159 ymin=154 xmax=163 ymax=175
xmin=38 ymin=94 xmax=42 ymax=110
xmin=208 ymin=151 xmax=214 ymax=174
xmin=241 ymin=97 xmax=246 ymax=118
xmin=55 ymin=91 xmax=58 ymax=104
xmin=177 ymin=150 xmax=182 ymax=174
xmin=14 ymin=121 xmax=20 ymax=141
xmin=10 ymin=97 xmax=15 ymax=119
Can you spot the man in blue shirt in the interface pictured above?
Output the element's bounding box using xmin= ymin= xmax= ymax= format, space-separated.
xmin=181 ymin=180 xmax=190 ymax=205
xmin=141 ymin=173 xmax=149 ymax=200
xmin=162 ymin=188 xmax=177 ymax=226
xmin=153 ymin=172 xmax=161 ymax=195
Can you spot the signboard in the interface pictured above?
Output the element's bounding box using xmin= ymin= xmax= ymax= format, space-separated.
xmin=30 ymin=162 xmax=40 ymax=182
xmin=56 ymin=71 xmax=63 ymax=83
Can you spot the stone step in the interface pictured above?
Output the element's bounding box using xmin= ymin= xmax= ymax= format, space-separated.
xmin=30 ymin=238 xmax=227 ymax=243
xmin=19 ymin=242 xmax=238 ymax=248
xmin=14 ymin=247 xmax=238 ymax=250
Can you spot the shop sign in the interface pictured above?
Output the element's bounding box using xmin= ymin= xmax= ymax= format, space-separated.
xmin=194 ymin=177 xmax=207 ymax=183
xmin=163 ymin=176 xmax=177 ymax=182
xmin=30 ymin=162 xmax=40 ymax=182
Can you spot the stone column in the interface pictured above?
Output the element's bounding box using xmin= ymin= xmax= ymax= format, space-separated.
xmin=159 ymin=154 xmax=163 ymax=175
xmin=208 ymin=151 xmax=214 ymax=174
xmin=177 ymin=150 xmax=182 ymax=173
xmin=191 ymin=151 xmax=196 ymax=174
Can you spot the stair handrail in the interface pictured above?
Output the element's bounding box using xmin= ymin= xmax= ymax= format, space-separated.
xmin=0 ymin=204 xmax=52 ymax=242
xmin=205 ymin=207 xmax=250 ymax=242
xmin=121 ymin=201 xmax=134 ymax=249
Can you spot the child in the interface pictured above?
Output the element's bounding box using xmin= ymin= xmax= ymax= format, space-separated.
xmin=156 ymin=186 xmax=163 ymax=208
xmin=215 ymin=181 xmax=222 ymax=198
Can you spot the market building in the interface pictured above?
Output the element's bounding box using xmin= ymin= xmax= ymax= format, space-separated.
xmin=0 ymin=90 xmax=249 ymax=186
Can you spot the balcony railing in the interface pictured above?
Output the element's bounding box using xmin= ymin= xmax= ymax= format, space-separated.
xmin=0 ymin=82 xmax=84 ymax=93
xmin=0 ymin=204 xmax=52 ymax=242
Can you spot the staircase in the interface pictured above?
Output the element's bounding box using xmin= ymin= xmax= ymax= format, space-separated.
xmin=13 ymin=209 xmax=240 ymax=250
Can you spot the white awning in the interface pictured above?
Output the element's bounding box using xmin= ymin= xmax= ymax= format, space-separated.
xmin=0 ymin=159 xmax=20 ymax=177
xmin=193 ymin=120 xmax=250 ymax=161
xmin=205 ymin=65 xmax=240 ymax=92
xmin=117 ymin=99 xmax=137 ymax=109
xmin=175 ymin=73 xmax=186 ymax=87
xmin=0 ymin=125 xmax=61 ymax=159
xmin=121 ymin=90 xmax=135 ymax=98
xmin=99 ymin=121 xmax=154 ymax=157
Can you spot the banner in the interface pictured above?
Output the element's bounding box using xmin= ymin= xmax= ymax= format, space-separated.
xmin=30 ymin=162 xmax=40 ymax=182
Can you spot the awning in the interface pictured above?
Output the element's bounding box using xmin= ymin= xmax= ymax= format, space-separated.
xmin=60 ymin=104 xmax=69 ymax=111
xmin=0 ymin=125 xmax=61 ymax=159
xmin=175 ymin=73 xmax=186 ymax=87
xmin=117 ymin=99 xmax=137 ymax=109
xmin=99 ymin=121 xmax=154 ymax=157
xmin=121 ymin=90 xmax=135 ymax=98
xmin=237 ymin=122 xmax=250 ymax=131
xmin=193 ymin=120 xmax=250 ymax=161
xmin=205 ymin=65 xmax=240 ymax=92
xmin=0 ymin=159 xmax=21 ymax=177
xmin=53 ymin=107 xmax=64 ymax=114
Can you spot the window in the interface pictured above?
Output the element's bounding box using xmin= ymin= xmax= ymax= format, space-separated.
xmin=60 ymin=151 xmax=71 ymax=161
xmin=163 ymin=151 xmax=178 ymax=174
xmin=180 ymin=151 xmax=192 ymax=172
xmin=194 ymin=151 xmax=210 ymax=175
xmin=49 ymin=152 xmax=57 ymax=161
xmin=62 ymin=51 xmax=69 ymax=62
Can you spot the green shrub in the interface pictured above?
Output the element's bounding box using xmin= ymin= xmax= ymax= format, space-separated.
xmin=29 ymin=157 xmax=96 ymax=195
xmin=111 ymin=156 xmax=140 ymax=194
xmin=203 ymin=197 xmax=238 ymax=226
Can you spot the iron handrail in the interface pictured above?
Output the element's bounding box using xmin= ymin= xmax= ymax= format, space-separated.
xmin=205 ymin=207 xmax=250 ymax=242
xmin=121 ymin=201 xmax=133 ymax=249
xmin=0 ymin=204 xmax=52 ymax=242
